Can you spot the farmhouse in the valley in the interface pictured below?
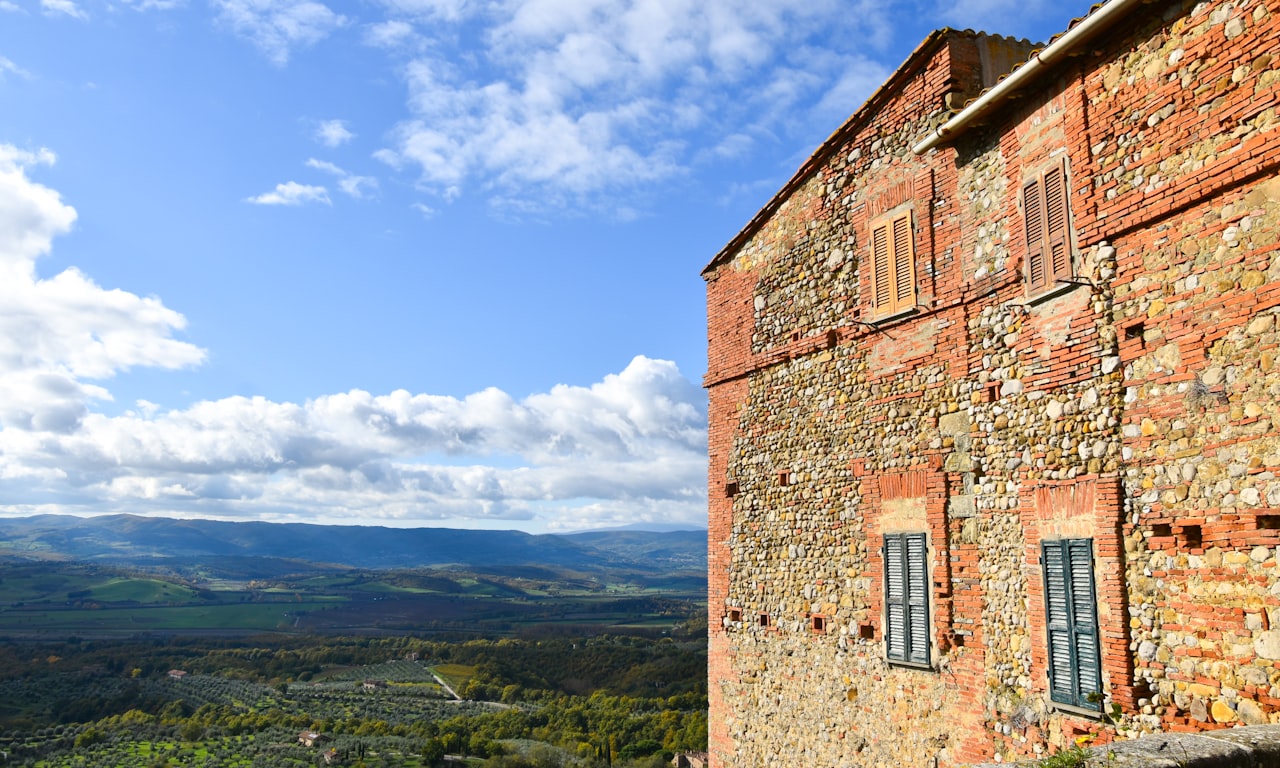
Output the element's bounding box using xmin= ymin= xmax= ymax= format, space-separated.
xmin=704 ymin=0 xmax=1280 ymax=764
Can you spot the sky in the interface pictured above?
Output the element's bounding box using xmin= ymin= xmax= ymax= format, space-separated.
xmin=0 ymin=0 xmax=1086 ymax=533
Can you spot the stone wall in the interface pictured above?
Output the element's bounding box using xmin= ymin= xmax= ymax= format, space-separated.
xmin=704 ymin=0 xmax=1280 ymax=765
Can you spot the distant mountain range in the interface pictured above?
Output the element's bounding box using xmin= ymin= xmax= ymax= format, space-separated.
xmin=0 ymin=514 xmax=707 ymax=575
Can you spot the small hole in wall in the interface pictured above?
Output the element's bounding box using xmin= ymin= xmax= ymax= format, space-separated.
xmin=859 ymin=623 xmax=875 ymax=640
xmin=1124 ymin=321 xmax=1146 ymax=343
xmin=826 ymin=329 xmax=840 ymax=349
xmin=778 ymin=470 xmax=793 ymax=487
xmin=1258 ymin=515 xmax=1280 ymax=530
xmin=952 ymin=633 xmax=965 ymax=648
xmin=727 ymin=609 xmax=741 ymax=624
xmin=1182 ymin=525 xmax=1203 ymax=549
xmin=758 ymin=613 xmax=770 ymax=628
xmin=791 ymin=331 xmax=802 ymax=342
xmin=984 ymin=382 xmax=1000 ymax=403
xmin=811 ymin=616 xmax=827 ymax=633
xmin=1151 ymin=523 xmax=1172 ymax=538
xmin=724 ymin=481 xmax=739 ymax=498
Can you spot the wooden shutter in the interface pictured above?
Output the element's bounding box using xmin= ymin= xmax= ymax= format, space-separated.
xmin=1043 ymin=539 xmax=1101 ymax=708
xmin=872 ymin=224 xmax=892 ymax=312
xmin=1023 ymin=178 xmax=1047 ymax=292
xmin=905 ymin=533 xmax=929 ymax=664
xmin=1068 ymin=539 xmax=1101 ymax=703
xmin=869 ymin=212 xmax=916 ymax=317
xmin=1044 ymin=164 xmax=1071 ymax=283
xmin=885 ymin=533 xmax=929 ymax=665
xmin=1023 ymin=161 xmax=1073 ymax=294
xmin=885 ymin=534 xmax=907 ymax=662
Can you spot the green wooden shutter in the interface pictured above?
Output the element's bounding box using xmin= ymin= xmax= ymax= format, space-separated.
xmin=1068 ymin=539 xmax=1101 ymax=704
xmin=885 ymin=534 xmax=907 ymax=661
xmin=885 ymin=533 xmax=929 ymax=665
xmin=1043 ymin=539 xmax=1101 ymax=708
xmin=905 ymin=533 xmax=929 ymax=664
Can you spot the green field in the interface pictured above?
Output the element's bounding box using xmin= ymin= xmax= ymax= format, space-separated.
xmin=0 ymin=602 xmax=339 ymax=633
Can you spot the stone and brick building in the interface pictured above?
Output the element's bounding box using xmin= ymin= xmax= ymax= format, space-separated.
xmin=703 ymin=0 xmax=1280 ymax=764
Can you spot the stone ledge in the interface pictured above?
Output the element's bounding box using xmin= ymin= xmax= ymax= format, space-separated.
xmin=968 ymin=724 xmax=1280 ymax=767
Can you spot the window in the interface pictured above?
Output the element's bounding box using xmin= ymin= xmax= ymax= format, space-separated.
xmin=1022 ymin=161 xmax=1073 ymax=294
xmin=870 ymin=211 xmax=917 ymax=317
xmin=884 ymin=532 xmax=929 ymax=665
xmin=1042 ymin=538 xmax=1101 ymax=709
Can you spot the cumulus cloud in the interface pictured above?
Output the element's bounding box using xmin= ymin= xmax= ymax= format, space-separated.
xmin=244 ymin=180 xmax=331 ymax=205
xmin=372 ymin=0 xmax=888 ymax=214
xmin=0 ymin=147 xmax=706 ymax=530
xmin=1 ymin=357 xmax=708 ymax=528
xmin=0 ymin=2 xmax=24 ymax=12
xmin=0 ymin=145 xmax=205 ymax=434
xmin=314 ymin=118 xmax=354 ymax=147
xmin=41 ymin=0 xmax=87 ymax=19
xmin=213 ymin=0 xmax=347 ymax=65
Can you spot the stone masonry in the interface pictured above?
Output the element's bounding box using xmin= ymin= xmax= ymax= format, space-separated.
xmin=704 ymin=1 xmax=1280 ymax=765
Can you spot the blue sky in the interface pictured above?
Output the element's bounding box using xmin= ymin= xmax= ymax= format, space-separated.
xmin=0 ymin=0 xmax=1084 ymax=532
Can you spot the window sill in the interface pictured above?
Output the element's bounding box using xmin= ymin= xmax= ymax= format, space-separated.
xmin=886 ymin=659 xmax=934 ymax=672
xmin=1021 ymin=278 xmax=1084 ymax=307
xmin=866 ymin=305 xmax=921 ymax=327
xmin=1050 ymin=701 xmax=1104 ymax=720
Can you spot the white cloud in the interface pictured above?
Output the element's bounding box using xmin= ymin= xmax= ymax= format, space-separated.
xmin=314 ymin=118 xmax=354 ymax=147
xmin=305 ymin=158 xmax=378 ymax=199
xmin=0 ymin=357 xmax=708 ymax=528
xmin=213 ymin=0 xmax=347 ymax=65
xmin=363 ymin=19 xmax=420 ymax=49
xmin=0 ymin=2 xmax=25 ymax=13
xmin=244 ymin=181 xmax=331 ymax=205
xmin=375 ymin=0 xmax=889 ymax=214
xmin=376 ymin=0 xmax=472 ymax=22
xmin=0 ymin=56 xmax=31 ymax=79
xmin=41 ymin=0 xmax=87 ymax=19
xmin=0 ymin=145 xmax=204 ymax=434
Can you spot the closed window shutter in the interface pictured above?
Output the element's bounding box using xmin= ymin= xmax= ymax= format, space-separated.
xmin=892 ymin=213 xmax=915 ymax=312
xmin=869 ymin=212 xmax=916 ymax=316
xmin=885 ymin=532 xmax=929 ymax=665
xmin=906 ymin=533 xmax=929 ymax=664
xmin=1024 ymin=161 xmax=1073 ymax=293
xmin=1068 ymin=539 xmax=1101 ymax=702
xmin=1044 ymin=163 xmax=1071 ymax=283
xmin=1043 ymin=539 xmax=1101 ymax=708
xmin=885 ymin=534 xmax=907 ymax=661
xmin=872 ymin=224 xmax=892 ymax=312
xmin=1023 ymin=178 xmax=1047 ymax=292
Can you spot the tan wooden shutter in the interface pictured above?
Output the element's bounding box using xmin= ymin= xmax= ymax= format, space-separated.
xmin=1023 ymin=177 xmax=1047 ymax=292
xmin=869 ymin=211 xmax=916 ymax=316
xmin=1024 ymin=161 xmax=1073 ymax=293
xmin=892 ymin=213 xmax=914 ymax=312
xmin=872 ymin=223 xmax=891 ymax=312
xmin=1044 ymin=163 xmax=1071 ymax=283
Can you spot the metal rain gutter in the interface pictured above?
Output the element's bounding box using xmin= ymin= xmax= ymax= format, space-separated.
xmin=911 ymin=0 xmax=1147 ymax=155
